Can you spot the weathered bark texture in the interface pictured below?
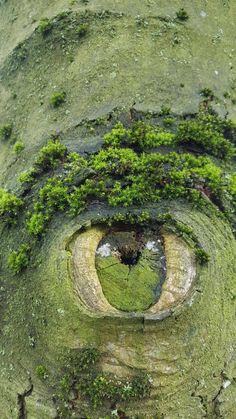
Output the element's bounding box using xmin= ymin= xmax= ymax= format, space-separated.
xmin=0 ymin=1 xmax=236 ymax=418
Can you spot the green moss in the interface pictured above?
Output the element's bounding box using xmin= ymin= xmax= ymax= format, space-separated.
xmin=35 ymin=365 xmax=49 ymax=380
xmin=96 ymin=254 xmax=161 ymax=312
xmin=0 ymin=123 xmax=12 ymax=141
xmin=27 ymin=211 xmax=47 ymax=236
xmin=13 ymin=140 xmax=25 ymax=155
xmin=103 ymin=210 xmax=151 ymax=227
xmin=176 ymin=119 xmax=234 ymax=159
xmin=103 ymin=121 xmax=130 ymax=147
xmin=163 ymin=117 xmax=175 ymax=127
xmin=176 ymin=8 xmax=189 ymax=21
xmin=18 ymin=170 xmax=35 ymax=184
xmin=38 ymin=178 xmax=68 ymax=212
xmin=38 ymin=18 xmax=53 ymax=35
xmin=55 ymin=347 xmax=151 ymax=415
xmin=160 ymin=105 xmax=171 ymax=115
xmin=103 ymin=115 xmax=235 ymax=158
xmin=200 ymin=88 xmax=215 ymax=100
xmin=34 ymin=139 xmax=67 ymax=170
xmin=27 ymin=178 xmax=68 ymax=235
xmin=195 ymin=248 xmax=210 ymax=264
xmin=76 ymin=23 xmax=89 ymax=37
xmin=7 ymin=244 xmax=30 ymax=274
xmin=78 ymin=372 xmax=151 ymax=408
xmin=0 ymin=189 xmax=23 ymax=222
xmin=175 ymin=222 xmax=193 ymax=236
xmin=5 ymin=113 xmax=235 ymax=270
xmin=50 ymin=91 xmax=66 ymax=108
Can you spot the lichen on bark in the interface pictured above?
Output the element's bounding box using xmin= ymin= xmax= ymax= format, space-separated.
xmin=0 ymin=0 xmax=236 ymax=418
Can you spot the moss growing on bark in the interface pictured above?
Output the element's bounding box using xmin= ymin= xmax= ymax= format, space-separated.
xmin=0 ymin=189 xmax=23 ymax=222
xmin=50 ymin=91 xmax=66 ymax=108
xmin=0 ymin=123 xmax=12 ymax=141
xmin=0 ymin=112 xmax=233 ymax=266
xmin=7 ymin=244 xmax=30 ymax=274
xmin=55 ymin=347 xmax=151 ymax=416
xmin=96 ymin=254 xmax=161 ymax=312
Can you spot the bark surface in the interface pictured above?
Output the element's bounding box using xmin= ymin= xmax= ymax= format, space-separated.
xmin=0 ymin=1 xmax=236 ymax=418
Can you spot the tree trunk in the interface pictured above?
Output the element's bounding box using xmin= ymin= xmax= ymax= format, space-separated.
xmin=0 ymin=1 xmax=236 ymax=418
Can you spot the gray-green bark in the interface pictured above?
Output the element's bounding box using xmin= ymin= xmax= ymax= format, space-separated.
xmin=0 ymin=1 xmax=236 ymax=418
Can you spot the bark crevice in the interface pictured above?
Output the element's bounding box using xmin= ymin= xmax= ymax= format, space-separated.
xmin=191 ymin=380 xmax=208 ymax=417
xmin=17 ymin=378 xmax=33 ymax=419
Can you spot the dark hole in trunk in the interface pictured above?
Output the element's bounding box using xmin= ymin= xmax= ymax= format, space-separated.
xmin=120 ymin=250 xmax=141 ymax=266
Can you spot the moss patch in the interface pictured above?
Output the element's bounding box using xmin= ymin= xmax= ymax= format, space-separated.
xmin=96 ymin=255 xmax=159 ymax=311
xmin=0 ymin=1 xmax=236 ymax=416
xmin=95 ymin=229 xmax=166 ymax=312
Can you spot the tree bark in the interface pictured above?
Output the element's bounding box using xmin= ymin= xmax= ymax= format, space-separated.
xmin=0 ymin=1 xmax=236 ymax=418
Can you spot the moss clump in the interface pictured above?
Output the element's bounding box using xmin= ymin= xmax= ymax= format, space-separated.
xmin=103 ymin=121 xmax=129 ymax=147
xmin=34 ymin=139 xmax=67 ymax=170
xmin=37 ymin=178 xmax=68 ymax=212
xmin=7 ymin=244 xmax=30 ymax=274
xmin=89 ymin=149 xmax=224 ymax=209
xmin=160 ymin=105 xmax=171 ymax=115
xmin=195 ymin=248 xmax=210 ymax=264
xmin=72 ymin=347 xmax=101 ymax=371
xmin=175 ymin=222 xmax=193 ymax=236
xmin=103 ymin=116 xmax=235 ymax=158
xmin=13 ymin=140 xmax=25 ymax=155
xmin=68 ymin=178 xmax=106 ymax=216
xmin=200 ymin=88 xmax=215 ymax=100
xmin=27 ymin=178 xmax=68 ymax=235
xmin=17 ymin=139 xmax=67 ymax=189
xmin=76 ymin=23 xmax=89 ymax=37
xmin=27 ymin=212 xmax=47 ymax=236
xmin=35 ymin=365 xmax=49 ymax=380
xmin=50 ymin=91 xmax=66 ymax=108
xmin=101 ymin=210 xmax=151 ymax=227
xmin=79 ymin=372 xmax=151 ymax=408
xmin=0 ymin=189 xmax=23 ymax=222
xmin=176 ymin=118 xmax=234 ymax=159
xmin=38 ymin=18 xmax=53 ymax=35
xmin=229 ymin=174 xmax=236 ymax=197
xmin=163 ymin=117 xmax=175 ymax=127
xmin=104 ymin=121 xmax=176 ymax=150
xmin=176 ymin=8 xmax=189 ymax=21
xmin=18 ymin=170 xmax=35 ymax=184
xmin=55 ymin=347 xmax=151 ymax=416
xmin=0 ymin=123 xmax=12 ymax=141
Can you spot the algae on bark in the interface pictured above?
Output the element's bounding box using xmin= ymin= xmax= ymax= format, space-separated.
xmin=0 ymin=0 xmax=236 ymax=418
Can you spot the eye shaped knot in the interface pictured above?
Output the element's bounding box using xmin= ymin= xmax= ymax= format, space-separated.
xmin=70 ymin=223 xmax=197 ymax=320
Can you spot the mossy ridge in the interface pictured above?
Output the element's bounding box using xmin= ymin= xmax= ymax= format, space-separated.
xmin=1 ymin=111 xmax=234 ymax=272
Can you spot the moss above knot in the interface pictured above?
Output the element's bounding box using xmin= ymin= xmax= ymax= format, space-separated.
xmin=4 ymin=109 xmax=236 ymax=273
